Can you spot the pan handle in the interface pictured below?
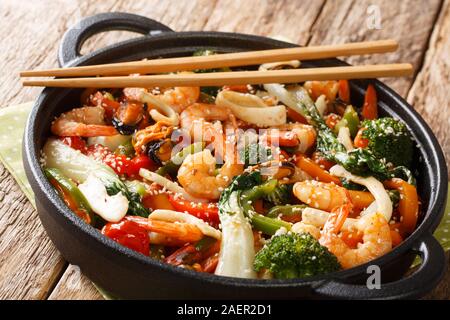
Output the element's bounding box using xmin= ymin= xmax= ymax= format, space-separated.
xmin=59 ymin=12 xmax=174 ymax=66
xmin=314 ymin=233 xmax=446 ymax=299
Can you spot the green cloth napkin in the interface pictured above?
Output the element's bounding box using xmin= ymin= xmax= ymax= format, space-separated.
xmin=0 ymin=102 xmax=449 ymax=297
xmin=0 ymin=103 xmax=36 ymax=205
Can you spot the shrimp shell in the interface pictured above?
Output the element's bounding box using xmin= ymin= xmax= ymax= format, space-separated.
xmin=51 ymin=106 xmax=117 ymax=137
xmin=293 ymin=181 xmax=349 ymax=212
xmin=177 ymin=149 xmax=243 ymax=200
xmin=320 ymin=211 xmax=392 ymax=269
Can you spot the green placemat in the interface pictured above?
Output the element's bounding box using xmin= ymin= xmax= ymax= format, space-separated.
xmin=0 ymin=102 xmax=448 ymax=297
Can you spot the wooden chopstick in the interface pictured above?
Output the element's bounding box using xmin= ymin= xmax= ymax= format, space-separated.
xmin=22 ymin=63 xmax=413 ymax=88
xmin=20 ymin=39 xmax=398 ymax=77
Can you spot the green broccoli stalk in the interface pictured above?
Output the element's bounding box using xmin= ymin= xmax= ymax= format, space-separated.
xmin=361 ymin=117 xmax=414 ymax=168
xmin=263 ymin=183 xmax=293 ymax=205
xmin=254 ymin=232 xmax=341 ymax=279
xmin=219 ymin=171 xmax=291 ymax=235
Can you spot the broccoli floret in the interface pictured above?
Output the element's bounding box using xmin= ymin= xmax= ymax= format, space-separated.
xmin=362 ymin=117 xmax=414 ymax=167
xmin=254 ymin=232 xmax=341 ymax=279
xmin=264 ymin=183 xmax=293 ymax=205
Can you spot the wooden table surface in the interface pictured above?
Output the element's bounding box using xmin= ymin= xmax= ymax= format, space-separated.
xmin=0 ymin=0 xmax=449 ymax=300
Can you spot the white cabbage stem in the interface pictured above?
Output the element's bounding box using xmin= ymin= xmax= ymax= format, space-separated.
xmin=42 ymin=138 xmax=116 ymax=183
xmin=315 ymin=95 xmax=327 ymax=116
xmin=329 ymin=165 xmax=392 ymax=221
xmin=337 ymin=127 xmax=354 ymax=151
xmin=259 ymin=60 xmax=309 ymax=119
xmin=78 ymin=174 xmax=128 ymax=222
xmin=215 ymin=192 xmax=256 ymax=279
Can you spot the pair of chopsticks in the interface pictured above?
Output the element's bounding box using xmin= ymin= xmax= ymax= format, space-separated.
xmin=20 ymin=39 xmax=412 ymax=88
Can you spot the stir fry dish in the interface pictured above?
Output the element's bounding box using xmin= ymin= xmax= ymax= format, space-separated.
xmin=41 ymin=55 xmax=419 ymax=279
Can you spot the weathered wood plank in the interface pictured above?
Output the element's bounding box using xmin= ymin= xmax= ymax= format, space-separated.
xmin=0 ymin=165 xmax=67 ymax=299
xmin=407 ymin=0 xmax=450 ymax=178
xmin=48 ymin=265 xmax=103 ymax=300
xmin=308 ymin=0 xmax=442 ymax=97
xmin=203 ymin=0 xmax=326 ymax=46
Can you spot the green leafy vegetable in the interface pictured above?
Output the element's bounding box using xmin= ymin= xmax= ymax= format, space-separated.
xmin=290 ymin=87 xmax=415 ymax=184
xmin=388 ymin=189 xmax=401 ymax=208
xmin=340 ymin=177 xmax=366 ymax=191
xmin=102 ymin=177 xmax=149 ymax=218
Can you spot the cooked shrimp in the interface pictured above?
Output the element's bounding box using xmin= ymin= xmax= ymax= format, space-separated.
xmin=124 ymin=86 xmax=199 ymax=114
xmin=177 ymin=149 xmax=243 ymax=200
xmin=319 ymin=205 xmax=392 ymax=269
xmin=125 ymin=215 xmax=203 ymax=243
xmin=293 ymin=181 xmax=351 ymax=212
xmin=156 ymin=86 xmax=200 ymax=113
xmin=51 ymin=106 xmax=117 ymax=137
xmin=180 ymin=103 xmax=233 ymax=140
xmin=148 ymin=219 xmax=203 ymax=243
xmin=180 ymin=103 xmax=237 ymax=158
xmin=272 ymin=123 xmax=316 ymax=153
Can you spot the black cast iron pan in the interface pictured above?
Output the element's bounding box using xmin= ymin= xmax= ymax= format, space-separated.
xmin=23 ymin=12 xmax=448 ymax=299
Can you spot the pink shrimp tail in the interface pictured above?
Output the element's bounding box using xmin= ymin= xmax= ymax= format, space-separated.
xmin=323 ymin=203 xmax=351 ymax=235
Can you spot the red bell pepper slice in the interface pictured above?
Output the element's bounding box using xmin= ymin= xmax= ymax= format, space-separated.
xmin=286 ymin=108 xmax=308 ymax=124
xmin=338 ymin=80 xmax=350 ymax=103
xmin=361 ymin=84 xmax=378 ymax=120
xmin=168 ymin=194 xmax=219 ymax=227
xmin=86 ymin=144 xmax=155 ymax=176
xmin=101 ymin=219 xmax=150 ymax=256
xmin=59 ymin=136 xmax=87 ymax=152
xmin=354 ymin=128 xmax=369 ymax=148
